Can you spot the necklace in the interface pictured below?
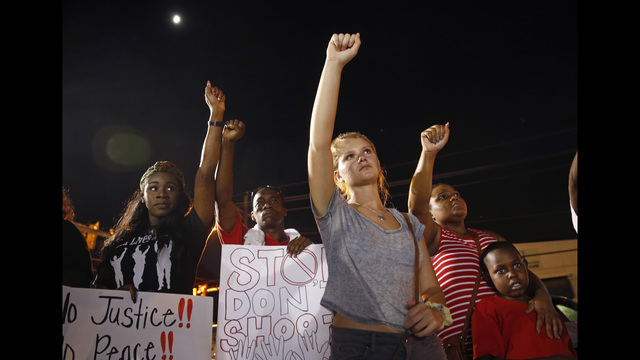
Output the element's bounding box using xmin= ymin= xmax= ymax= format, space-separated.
xmin=352 ymin=202 xmax=388 ymax=221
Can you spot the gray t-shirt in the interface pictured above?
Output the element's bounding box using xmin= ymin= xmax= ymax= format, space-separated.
xmin=311 ymin=185 xmax=425 ymax=331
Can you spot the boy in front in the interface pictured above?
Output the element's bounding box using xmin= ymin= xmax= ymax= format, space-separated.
xmin=473 ymin=242 xmax=577 ymax=360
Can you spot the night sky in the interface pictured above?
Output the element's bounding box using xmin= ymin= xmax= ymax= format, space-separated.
xmin=63 ymin=1 xmax=578 ymax=244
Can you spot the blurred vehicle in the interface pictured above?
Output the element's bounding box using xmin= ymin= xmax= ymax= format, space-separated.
xmin=552 ymin=296 xmax=577 ymax=351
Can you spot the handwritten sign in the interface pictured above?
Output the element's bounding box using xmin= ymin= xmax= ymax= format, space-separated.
xmin=216 ymin=244 xmax=332 ymax=360
xmin=62 ymin=286 xmax=213 ymax=359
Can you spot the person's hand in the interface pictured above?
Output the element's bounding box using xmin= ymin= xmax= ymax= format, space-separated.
xmin=524 ymin=294 xmax=563 ymax=339
xmin=287 ymin=236 xmax=313 ymax=258
xmin=116 ymin=284 xmax=138 ymax=303
xmin=403 ymin=300 xmax=442 ymax=337
xmin=327 ymin=33 xmax=361 ymax=66
xmin=229 ymin=338 xmax=257 ymax=360
xmin=297 ymin=330 xmax=330 ymax=360
xmin=256 ymin=334 xmax=286 ymax=360
xmin=420 ymin=123 xmax=450 ymax=154
xmin=223 ymin=119 xmax=246 ymax=143
xmin=205 ymin=81 xmax=226 ymax=119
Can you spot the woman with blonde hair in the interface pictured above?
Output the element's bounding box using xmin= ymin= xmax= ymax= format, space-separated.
xmin=308 ymin=32 xmax=449 ymax=360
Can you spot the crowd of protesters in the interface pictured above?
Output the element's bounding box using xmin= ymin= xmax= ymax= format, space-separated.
xmin=63 ymin=32 xmax=577 ymax=360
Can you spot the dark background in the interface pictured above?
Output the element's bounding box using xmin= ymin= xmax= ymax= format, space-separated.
xmin=63 ymin=0 xmax=578 ymax=244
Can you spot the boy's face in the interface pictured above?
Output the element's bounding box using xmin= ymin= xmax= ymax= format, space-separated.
xmin=483 ymin=247 xmax=530 ymax=301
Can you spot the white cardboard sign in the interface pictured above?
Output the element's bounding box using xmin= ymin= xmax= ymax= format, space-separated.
xmin=62 ymin=286 xmax=213 ymax=359
xmin=216 ymin=244 xmax=332 ymax=360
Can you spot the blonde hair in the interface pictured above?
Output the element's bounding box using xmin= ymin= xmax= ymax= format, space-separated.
xmin=330 ymin=132 xmax=390 ymax=205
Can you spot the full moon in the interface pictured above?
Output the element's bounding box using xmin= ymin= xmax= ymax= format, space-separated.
xmin=172 ymin=14 xmax=181 ymax=24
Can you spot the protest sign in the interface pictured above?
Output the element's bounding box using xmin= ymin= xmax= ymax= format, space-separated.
xmin=216 ymin=244 xmax=332 ymax=360
xmin=62 ymin=286 xmax=213 ymax=360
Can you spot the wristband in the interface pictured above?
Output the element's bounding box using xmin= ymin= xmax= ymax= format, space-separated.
xmin=424 ymin=300 xmax=453 ymax=330
xmin=208 ymin=121 xmax=225 ymax=127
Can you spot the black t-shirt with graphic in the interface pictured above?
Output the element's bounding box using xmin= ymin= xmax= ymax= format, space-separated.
xmin=95 ymin=210 xmax=209 ymax=295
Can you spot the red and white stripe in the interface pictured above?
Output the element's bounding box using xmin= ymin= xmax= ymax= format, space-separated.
xmin=433 ymin=227 xmax=498 ymax=344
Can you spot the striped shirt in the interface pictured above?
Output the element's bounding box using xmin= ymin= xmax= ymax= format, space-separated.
xmin=433 ymin=226 xmax=497 ymax=345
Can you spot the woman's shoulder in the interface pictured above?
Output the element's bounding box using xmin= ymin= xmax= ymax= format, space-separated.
xmin=389 ymin=209 xmax=424 ymax=228
xmin=312 ymin=184 xmax=348 ymax=218
xmin=468 ymin=228 xmax=500 ymax=239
